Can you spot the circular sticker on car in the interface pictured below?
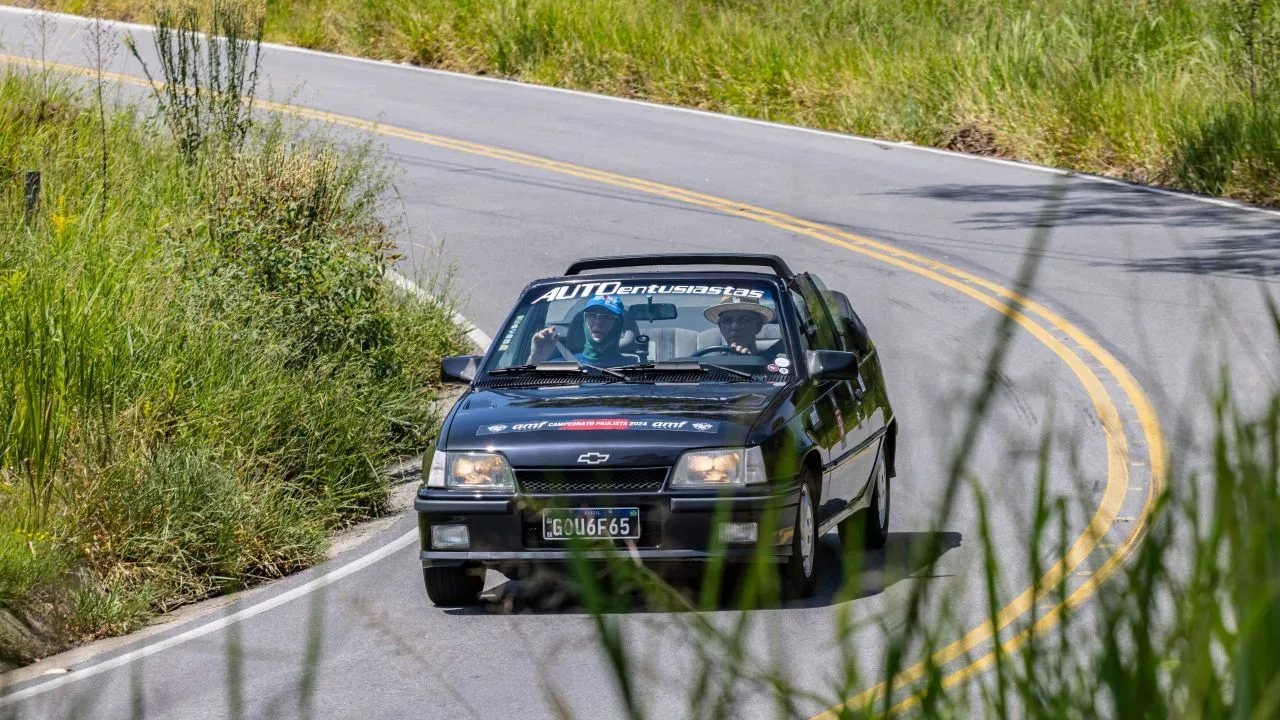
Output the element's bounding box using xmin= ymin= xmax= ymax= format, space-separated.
xmin=778 ymin=367 xmax=790 ymax=375
xmin=767 ymin=363 xmax=780 ymax=372
xmin=775 ymin=357 xmax=791 ymax=368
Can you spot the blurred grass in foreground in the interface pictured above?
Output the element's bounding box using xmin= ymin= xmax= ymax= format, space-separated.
xmin=25 ymin=0 xmax=1280 ymax=206
xmin=551 ymin=309 xmax=1280 ymax=718
xmin=533 ymin=176 xmax=1276 ymax=717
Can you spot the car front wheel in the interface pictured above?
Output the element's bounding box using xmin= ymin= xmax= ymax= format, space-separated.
xmin=782 ymin=473 xmax=819 ymax=599
xmin=423 ymin=566 xmax=485 ymax=606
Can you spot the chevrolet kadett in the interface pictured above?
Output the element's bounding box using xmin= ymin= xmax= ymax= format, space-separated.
xmin=417 ymin=254 xmax=897 ymax=605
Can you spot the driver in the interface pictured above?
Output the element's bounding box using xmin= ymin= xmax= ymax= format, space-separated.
xmin=528 ymin=295 xmax=633 ymax=367
xmin=703 ymin=296 xmax=782 ymax=361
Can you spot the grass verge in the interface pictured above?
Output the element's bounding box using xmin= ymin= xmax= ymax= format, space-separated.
xmin=19 ymin=0 xmax=1280 ymax=206
xmin=0 ymin=64 xmax=468 ymax=666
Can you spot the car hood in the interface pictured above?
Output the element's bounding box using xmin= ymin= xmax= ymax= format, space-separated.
xmin=443 ymin=383 xmax=788 ymax=468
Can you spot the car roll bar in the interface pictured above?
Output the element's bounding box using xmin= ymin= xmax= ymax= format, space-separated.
xmin=564 ymin=253 xmax=795 ymax=279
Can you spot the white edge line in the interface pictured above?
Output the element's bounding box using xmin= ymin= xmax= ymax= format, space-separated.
xmin=386 ymin=270 xmax=493 ymax=350
xmin=0 ymin=530 xmax=415 ymax=705
xmin=0 ymin=271 xmax=488 ymax=706
xmin=3 ymin=5 xmax=1278 ymax=221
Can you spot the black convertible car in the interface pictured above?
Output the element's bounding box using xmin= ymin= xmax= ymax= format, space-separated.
xmin=417 ymin=254 xmax=897 ymax=604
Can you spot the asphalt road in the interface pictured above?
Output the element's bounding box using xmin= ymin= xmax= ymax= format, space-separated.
xmin=1 ymin=8 xmax=1277 ymax=719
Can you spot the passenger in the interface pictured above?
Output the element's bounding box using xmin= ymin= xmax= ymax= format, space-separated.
xmin=703 ymin=296 xmax=782 ymax=361
xmin=528 ymin=295 xmax=633 ymax=367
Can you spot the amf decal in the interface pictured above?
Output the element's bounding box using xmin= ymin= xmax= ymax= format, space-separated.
xmin=477 ymin=418 xmax=720 ymax=436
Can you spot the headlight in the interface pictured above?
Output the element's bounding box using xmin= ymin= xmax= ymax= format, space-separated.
xmin=671 ymin=447 xmax=767 ymax=487
xmin=425 ymin=451 xmax=515 ymax=492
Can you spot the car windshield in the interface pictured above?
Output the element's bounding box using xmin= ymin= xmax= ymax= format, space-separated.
xmin=484 ymin=276 xmax=794 ymax=378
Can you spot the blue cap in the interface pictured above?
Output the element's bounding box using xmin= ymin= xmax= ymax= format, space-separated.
xmin=583 ymin=294 xmax=625 ymax=316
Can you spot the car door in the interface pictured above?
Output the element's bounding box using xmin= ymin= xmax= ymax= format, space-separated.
xmin=807 ymin=274 xmax=884 ymax=509
xmin=798 ymin=271 xmax=880 ymax=512
xmin=790 ymin=279 xmax=860 ymax=525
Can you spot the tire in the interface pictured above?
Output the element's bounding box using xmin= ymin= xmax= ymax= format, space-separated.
xmin=782 ymin=472 xmax=820 ymax=600
xmin=423 ymin=565 xmax=485 ymax=606
xmin=840 ymin=448 xmax=890 ymax=551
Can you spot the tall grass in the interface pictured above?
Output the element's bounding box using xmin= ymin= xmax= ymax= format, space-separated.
xmin=31 ymin=0 xmax=1280 ymax=205
xmin=124 ymin=0 xmax=265 ymax=161
xmin=0 ymin=64 xmax=468 ymax=666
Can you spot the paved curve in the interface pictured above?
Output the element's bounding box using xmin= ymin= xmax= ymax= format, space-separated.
xmin=1 ymin=9 xmax=1277 ymax=719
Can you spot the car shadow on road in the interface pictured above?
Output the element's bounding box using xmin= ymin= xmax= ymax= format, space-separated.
xmin=441 ymin=530 xmax=962 ymax=616
xmin=796 ymin=529 xmax=963 ymax=609
xmin=875 ymin=181 xmax=1280 ymax=280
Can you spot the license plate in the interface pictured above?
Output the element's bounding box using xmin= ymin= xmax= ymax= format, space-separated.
xmin=542 ymin=507 xmax=640 ymax=541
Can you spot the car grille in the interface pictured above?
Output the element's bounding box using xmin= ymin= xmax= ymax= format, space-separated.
xmin=515 ymin=467 xmax=669 ymax=495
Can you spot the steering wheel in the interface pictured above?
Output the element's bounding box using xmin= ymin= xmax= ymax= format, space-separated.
xmin=691 ymin=345 xmax=736 ymax=357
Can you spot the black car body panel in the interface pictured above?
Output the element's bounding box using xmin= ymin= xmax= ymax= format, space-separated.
xmin=417 ymin=255 xmax=896 ymax=582
xmin=447 ymin=385 xmax=781 ymax=465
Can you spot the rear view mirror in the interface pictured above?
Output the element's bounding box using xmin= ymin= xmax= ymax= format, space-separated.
xmin=627 ymin=302 xmax=678 ymax=322
xmin=441 ymin=355 xmax=481 ymax=383
xmin=804 ymin=350 xmax=860 ymax=381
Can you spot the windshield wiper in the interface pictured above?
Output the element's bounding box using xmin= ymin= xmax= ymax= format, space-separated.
xmin=612 ymin=361 xmax=753 ymax=382
xmin=485 ymin=364 xmax=555 ymax=376
xmin=698 ymin=363 xmax=754 ymax=380
xmin=486 ymin=361 xmax=626 ymax=381
xmin=579 ymin=362 xmax=628 ymax=381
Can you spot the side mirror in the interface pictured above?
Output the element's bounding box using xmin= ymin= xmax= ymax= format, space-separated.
xmin=804 ymin=350 xmax=860 ymax=381
xmin=441 ymin=355 xmax=482 ymax=383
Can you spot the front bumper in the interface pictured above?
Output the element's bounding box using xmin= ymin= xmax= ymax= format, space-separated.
xmin=416 ymin=481 xmax=801 ymax=568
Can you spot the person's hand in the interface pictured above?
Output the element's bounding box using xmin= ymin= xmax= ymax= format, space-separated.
xmin=529 ymin=326 xmax=560 ymax=363
xmin=728 ymin=342 xmax=754 ymax=355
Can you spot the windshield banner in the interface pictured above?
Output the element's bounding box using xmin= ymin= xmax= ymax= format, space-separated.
xmin=531 ymin=282 xmax=765 ymax=304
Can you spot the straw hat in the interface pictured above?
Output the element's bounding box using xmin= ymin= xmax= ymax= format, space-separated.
xmin=703 ymin=295 xmax=775 ymax=324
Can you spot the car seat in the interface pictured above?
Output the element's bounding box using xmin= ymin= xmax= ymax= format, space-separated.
xmin=644 ymin=327 xmax=700 ymax=361
xmin=697 ymin=322 xmax=783 ymax=350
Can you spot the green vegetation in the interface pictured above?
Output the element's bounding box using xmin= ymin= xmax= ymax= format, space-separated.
xmin=31 ymin=0 xmax=1280 ymax=206
xmin=0 ymin=60 xmax=467 ymax=665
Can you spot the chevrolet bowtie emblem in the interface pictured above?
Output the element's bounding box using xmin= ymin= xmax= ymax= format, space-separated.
xmin=577 ymin=452 xmax=609 ymax=464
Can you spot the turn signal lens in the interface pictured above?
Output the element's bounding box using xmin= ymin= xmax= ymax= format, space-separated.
xmin=425 ymin=449 xmax=448 ymax=488
xmin=743 ymin=447 xmax=766 ymax=484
